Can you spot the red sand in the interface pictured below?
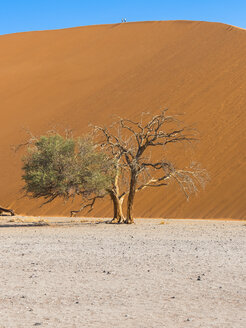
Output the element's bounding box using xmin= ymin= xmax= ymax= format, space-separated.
xmin=0 ymin=20 xmax=245 ymax=219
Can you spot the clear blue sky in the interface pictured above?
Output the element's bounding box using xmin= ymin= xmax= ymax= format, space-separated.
xmin=0 ymin=0 xmax=245 ymax=35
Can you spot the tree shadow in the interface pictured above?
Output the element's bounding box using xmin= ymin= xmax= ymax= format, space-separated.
xmin=0 ymin=222 xmax=49 ymax=228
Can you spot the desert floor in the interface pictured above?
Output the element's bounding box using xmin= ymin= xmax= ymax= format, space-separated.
xmin=0 ymin=218 xmax=245 ymax=328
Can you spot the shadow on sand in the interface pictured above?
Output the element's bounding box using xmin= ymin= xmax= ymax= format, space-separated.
xmin=0 ymin=218 xmax=116 ymax=228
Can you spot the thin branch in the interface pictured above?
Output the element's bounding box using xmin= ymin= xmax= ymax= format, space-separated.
xmin=70 ymin=194 xmax=106 ymax=217
xmin=40 ymin=195 xmax=58 ymax=207
xmin=13 ymin=129 xmax=39 ymax=153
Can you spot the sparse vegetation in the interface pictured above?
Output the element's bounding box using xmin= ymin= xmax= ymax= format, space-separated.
xmin=21 ymin=110 xmax=208 ymax=223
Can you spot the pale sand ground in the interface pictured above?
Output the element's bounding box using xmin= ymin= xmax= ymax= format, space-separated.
xmin=0 ymin=218 xmax=245 ymax=328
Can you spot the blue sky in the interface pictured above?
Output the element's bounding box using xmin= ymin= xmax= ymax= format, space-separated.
xmin=0 ymin=0 xmax=245 ymax=35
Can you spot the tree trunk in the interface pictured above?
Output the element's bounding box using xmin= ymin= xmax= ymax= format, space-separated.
xmin=109 ymin=191 xmax=125 ymax=223
xmin=126 ymin=173 xmax=137 ymax=224
xmin=108 ymin=165 xmax=125 ymax=223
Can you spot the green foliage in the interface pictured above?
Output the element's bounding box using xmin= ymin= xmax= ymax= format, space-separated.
xmin=22 ymin=134 xmax=115 ymax=204
xmin=76 ymin=138 xmax=116 ymax=195
xmin=22 ymin=134 xmax=75 ymax=201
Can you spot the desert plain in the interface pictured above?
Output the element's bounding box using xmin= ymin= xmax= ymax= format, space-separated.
xmin=0 ymin=217 xmax=245 ymax=327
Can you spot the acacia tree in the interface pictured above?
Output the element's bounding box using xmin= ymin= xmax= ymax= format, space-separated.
xmin=21 ymin=110 xmax=208 ymax=224
xmin=95 ymin=109 xmax=208 ymax=224
xmin=21 ymin=133 xmax=120 ymax=220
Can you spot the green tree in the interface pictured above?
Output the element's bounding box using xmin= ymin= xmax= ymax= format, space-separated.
xmin=22 ymin=134 xmax=76 ymax=202
xmin=22 ymin=133 xmax=121 ymax=219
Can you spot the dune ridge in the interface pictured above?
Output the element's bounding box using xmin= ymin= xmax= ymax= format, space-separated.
xmin=0 ymin=20 xmax=245 ymax=219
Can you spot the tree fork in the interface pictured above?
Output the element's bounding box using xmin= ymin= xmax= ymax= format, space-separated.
xmin=109 ymin=191 xmax=125 ymax=223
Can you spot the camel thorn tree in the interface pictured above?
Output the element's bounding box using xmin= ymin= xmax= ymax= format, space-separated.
xmin=95 ymin=109 xmax=208 ymax=224
xmin=20 ymin=131 xmax=126 ymax=223
xmin=20 ymin=110 xmax=208 ymax=224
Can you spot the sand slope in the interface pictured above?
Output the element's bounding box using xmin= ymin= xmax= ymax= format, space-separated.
xmin=0 ymin=20 xmax=245 ymax=218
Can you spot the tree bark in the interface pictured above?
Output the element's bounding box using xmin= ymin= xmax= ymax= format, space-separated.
xmin=108 ymin=166 xmax=125 ymax=223
xmin=109 ymin=191 xmax=125 ymax=223
xmin=126 ymin=173 xmax=137 ymax=224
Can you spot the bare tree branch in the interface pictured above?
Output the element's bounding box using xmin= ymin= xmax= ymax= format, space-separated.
xmin=94 ymin=109 xmax=208 ymax=223
xmin=13 ymin=129 xmax=39 ymax=153
xmin=70 ymin=194 xmax=106 ymax=217
xmin=0 ymin=206 xmax=15 ymax=216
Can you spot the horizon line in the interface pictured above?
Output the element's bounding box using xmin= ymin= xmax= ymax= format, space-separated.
xmin=0 ymin=19 xmax=245 ymax=37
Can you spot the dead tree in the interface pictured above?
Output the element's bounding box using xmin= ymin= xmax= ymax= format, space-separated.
xmin=96 ymin=109 xmax=208 ymax=224
xmin=0 ymin=206 xmax=15 ymax=216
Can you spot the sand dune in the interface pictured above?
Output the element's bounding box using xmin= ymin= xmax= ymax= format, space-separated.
xmin=0 ymin=20 xmax=245 ymax=219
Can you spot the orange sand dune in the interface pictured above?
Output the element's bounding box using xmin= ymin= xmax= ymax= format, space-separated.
xmin=0 ymin=20 xmax=245 ymax=219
